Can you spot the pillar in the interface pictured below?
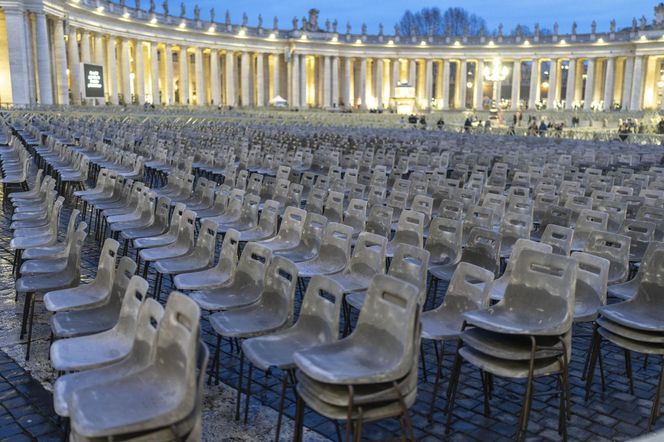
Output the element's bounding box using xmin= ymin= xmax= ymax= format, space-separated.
xmin=150 ymin=42 xmax=159 ymax=104
xmin=94 ymin=34 xmax=104 ymax=65
xmin=474 ymin=59 xmax=484 ymax=109
xmin=622 ymin=56 xmax=634 ymax=111
xmin=178 ymin=46 xmax=189 ymax=105
xmin=194 ymin=47 xmax=204 ymax=105
xmin=4 ymin=9 xmax=31 ymax=105
xmin=299 ymin=54 xmax=307 ymax=108
xmin=528 ymin=59 xmax=539 ymax=109
xmin=120 ymin=38 xmax=131 ymax=104
xmin=583 ymin=58 xmax=595 ymax=110
xmin=630 ymin=56 xmax=644 ymax=111
xmin=272 ymin=54 xmax=281 ymax=100
xmin=34 ymin=12 xmax=53 ymax=105
xmin=511 ymin=59 xmax=521 ymax=110
xmin=343 ymin=57 xmax=351 ymax=108
xmin=547 ymin=59 xmax=558 ymax=110
xmin=565 ymin=58 xmax=576 ymax=109
xmin=359 ymin=58 xmax=367 ymax=110
xmin=134 ymin=41 xmax=145 ymax=105
xmin=391 ymin=59 xmax=399 ymax=98
xmin=210 ymin=50 xmax=221 ymax=106
xmin=68 ymin=26 xmax=82 ymax=104
xmin=425 ymin=59 xmax=433 ymax=110
xmin=53 ymin=19 xmax=69 ymax=105
xmin=164 ymin=44 xmax=174 ymax=104
xmin=441 ymin=60 xmax=451 ymax=110
xmin=603 ymin=57 xmax=616 ymax=111
xmin=106 ymin=36 xmax=118 ymax=104
xmin=458 ymin=59 xmax=468 ymax=109
xmin=331 ymin=56 xmax=339 ymax=107
xmin=409 ymin=59 xmax=416 ymax=85
xmin=256 ymin=53 xmax=265 ymax=107
xmin=323 ymin=56 xmax=331 ymax=108
xmin=225 ymin=51 xmax=235 ymax=106
xmin=80 ymin=31 xmax=91 ymax=63
xmin=375 ymin=58 xmax=384 ymax=109
xmin=240 ymin=52 xmax=251 ymax=107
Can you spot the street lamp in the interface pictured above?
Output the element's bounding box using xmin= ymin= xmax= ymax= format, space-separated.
xmin=483 ymin=57 xmax=509 ymax=108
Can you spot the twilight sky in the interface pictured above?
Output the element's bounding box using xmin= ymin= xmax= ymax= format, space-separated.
xmin=187 ymin=0 xmax=655 ymax=34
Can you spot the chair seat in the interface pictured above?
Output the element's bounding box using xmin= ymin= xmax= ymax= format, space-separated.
xmin=50 ymin=305 xmax=119 ymax=339
xmin=461 ymin=327 xmax=563 ymax=361
xmin=328 ymin=273 xmax=372 ymax=294
xmin=458 ymin=346 xmax=563 ymax=379
xmin=15 ymin=273 xmax=78 ymax=294
xmin=345 ymin=291 xmax=367 ymax=311
xmin=121 ymin=224 xmax=167 ymax=240
xmin=597 ymin=317 xmax=664 ymax=344
xmin=464 ymin=299 xmax=568 ymax=336
xmin=242 ymin=328 xmax=327 ymax=371
xmin=189 ymin=283 xmax=261 ymax=311
xmin=19 ymin=258 xmax=67 ymax=276
xmin=296 ymin=253 xmax=346 ymax=277
xmin=10 ymin=233 xmax=55 ymax=250
xmin=133 ymin=233 xmax=177 ymax=250
xmin=421 ymin=309 xmax=465 ymax=341
xmin=22 ymin=244 xmax=67 ymax=261
xmin=154 ymin=255 xmax=210 ymax=275
xmin=607 ymin=278 xmax=640 ymax=301
xmin=209 ymin=299 xmax=289 ymax=339
xmin=597 ymin=327 xmax=664 ymax=356
xmin=44 ymin=284 xmax=110 ymax=313
xmin=574 ymin=281 xmax=603 ymax=323
xmin=238 ymin=228 xmax=273 ymax=242
xmin=173 ymin=268 xmax=232 ymax=291
xmin=50 ymin=329 xmax=133 ymax=372
xmin=140 ymin=245 xmax=190 ymax=262
xmin=599 ymin=287 xmax=664 ymax=332
xmin=428 ymin=262 xmax=458 ymax=282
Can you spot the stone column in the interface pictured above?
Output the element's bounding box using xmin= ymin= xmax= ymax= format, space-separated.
xmin=164 ymin=44 xmax=174 ymax=104
xmin=68 ymin=27 xmax=82 ymax=104
xmin=391 ymin=59 xmax=399 ymax=98
xmin=194 ymin=47 xmax=204 ymax=105
xmin=106 ymin=36 xmax=118 ymax=104
xmin=240 ymin=52 xmax=251 ymax=107
xmin=409 ymin=59 xmax=416 ymax=85
xmin=179 ymin=46 xmax=189 ymax=105
xmin=323 ymin=56 xmax=332 ymax=108
xmin=474 ymin=59 xmax=484 ymax=109
xmin=511 ymin=59 xmax=521 ymax=110
xmin=94 ymin=34 xmax=104 ymax=65
xmin=3 ymin=8 xmax=31 ymax=105
xmin=331 ymin=56 xmax=339 ymax=107
xmin=343 ymin=57 xmax=352 ymax=108
xmin=120 ymin=38 xmax=131 ymax=104
xmin=621 ymin=56 xmax=634 ymax=111
xmin=150 ymin=42 xmax=159 ymax=104
xmin=547 ymin=58 xmax=558 ymax=110
xmin=272 ymin=54 xmax=281 ymax=100
xmin=458 ymin=59 xmax=468 ymax=109
xmin=583 ymin=58 xmax=595 ymax=110
xmin=290 ymin=53 xmax=300 ymax=108
xmin=23 ymin=12 xmax=37 ymax=104
xmin=441 ymin=60 xmax=451 ymax=110
xmin=299 ymin=54 xmax=307 ymax=108
xmin=603 ymin=56 xmax=616 ymax=111
xmin=34 ymin=12 xmax=53 ymax=105
xmin=630 ymin=56 xmax=644 ymax=111
xmin=359 ymin=58 xmax=367 ymax=110
xmin=225 ymin=51 xmax=235 ymax=106
xmin=256 ymin=53 xmax=265 ymax=107
xmin=53 ymin=19 xmax=69 ymax=105
xmin=528 ymin=59 xmax=539 ymax=109
xmin=375 ymin=58 xmax=384 ymax=109
xmin=80 ymin=31 xmax=91 ymax=63
xmin=565 ymin=58 xmax=576 ymax=109
xmin=425 ymin=59 xmax=433 ymax=110
xmin=210 ymin=50 xmax=221 ymax=106
xmin=134 ymin=41 xmax=145 ymax=105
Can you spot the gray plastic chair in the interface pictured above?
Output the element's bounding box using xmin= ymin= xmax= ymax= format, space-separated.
xmin=619 ymin=219 xmax=656 ymax=262
xmin=174 ymin=229 xmax=240 ymax=291
xmin=189 ymin=242 xmax=272 ymax=312
xmin=257 ymin=206 xmax=307 ymax=252
xmin=139 ymin=209 xmax=197 ymax=277
xmin=296 ymin=222 xmax=353 ymax=277
xmin=322 ymin=190 xmax=344 ymax=223
xmin=462 ymin=205 xmax=493 ymax=246
xmin=276 ymin=212 xmax=327 ymax=263
xmin=343 ymin=198 xmax=367 ymax=238
xmin=238 ymin=199 xmax=280 ymax=242
xmin=571 ymin=252 xmax=610 ymax=322
xmin=44 ymin=238 xmax=119 ymax=313
xmin=571 ymin=209 xmax=609 ymax=251
xmin=366 ymin=205 xmax=394 ymax=238
xmin=328 ymin=232 xmax=387 ymax=294
xmin=386 ymin=210 xmax=425 ymax=258
xmin=132 ymin=202 xmax=186 ymax=251
xmin=205 ymin=188 xmax=245 ymax=226
xmin=120 ymin=196 xmax=171 ymax=244
xmin=489 ymin=239 xmax=552 ymax=302
xmin=21 ymin=209 xmax=81 ymax=262
xmin=460 ymin=227 xmax=502 ymax=276
xmin=50 ymin=276 xmax=149 ymax=372
xmin=608 ymin=241 xmax=664 ymax=301
xmin=541 ymin=224 xmax=574 ymax=256
xmin=218 ymin=193 xmax=260 ymax=233
xmin=68 ymin=292 xmax=203 ymax=439
xmin=499 ymin=211 xmax=533 ymax=258
xmin=584 ymin=230 xmax=631 ymax=285
xmin=50 ymin=257 xmax=137 ymax=339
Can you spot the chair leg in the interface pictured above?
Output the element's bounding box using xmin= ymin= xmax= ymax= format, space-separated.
xmin=235 ymin=350 xmax=245 ymax=421
xmin=427 ymin=340 xmax=443 ymax=421
xmin=25 ymin=294 xmax=37 ymax=361
xmin=243 ymin=362 xmax=254 ymax=424
xmin=516 ymin=354 xmax=536 ymax=441
xmin=274 ymin=371 xmax=289 ymax=442
xmin=293 ymin=391 xmax=305 ymax=442
xmin=207 ymin=334 xmax=220 ymax=386
xmin=585 ymin=325 xmax=601 ymax=401
xmin=480 ymin=369 xmax=491 ymax=417
xmin=648 ymin=358 xmax=664 ymax=431
xmin=20 ymin=292 xmax=32 ymax=339
xmin=624 ymin=349 xmax=634 ymax=395
xmin=420 ymin=341 xmax=428 ymax=383
xmin=445 ymin=342 xmax=464 ymax=433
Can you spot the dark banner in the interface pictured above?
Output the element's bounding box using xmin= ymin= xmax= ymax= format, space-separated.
xmin=83 ymin=63 xmax=105 ymax=98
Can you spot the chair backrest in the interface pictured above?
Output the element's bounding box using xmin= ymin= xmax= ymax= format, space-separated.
xmin=323 ymin=191 xmax=344 ymax=223
xmin=301 ymin=212 xmax=327 ymax=246
xmin=297 ymin=276 xmax=344 ymax=340
xmin=166 ymin=203 xmax=187 ymax=236
xmin=215 ymin=229 xmax=240 ymax=272
xmin=350 ymin=232 xmax=387 ymax=276
xmin=366 ymin=205 xmax=393 ymax=238
xmin=93 ymin=238 xmax=120 ymax=290
xmin=263 ymin=256 xmax=299 ymax=322
xmin=442 ymin=262 xmax=495 ymax=315
xmin=276 ymin=206 xmax=307 ymax=240
xmin=410 ymin=194 xmax=433 ymax=224
xmin=584 ymin=231 xmax=631 ymax=284
xmin=113 ymin=276 xmax=149 ymax=337
xmin=575 ymin=209 xmax=609 ymax=234
xmin=541 ymin=224 xmax=574 ymax=255
xmin=389 ymin=244 xmax=430 ymax=305
xmin=502 ymin=239 xmax=553 ymax=281
xmin=258 ymin=200 xmax=280 ymax=233
xmin=438 ymin=199 xmax=464 ymax=221
xmin=461 ymin=227 xmax=502 ymax=275
xmin=128 ymin=298 xmax=164 ymax=366
xmin=501 ymin=249 xmax=578 ymax=335
xmin=426 ymin=217 xmax=462 ymax=264
xmin=236 ymin=242 xmax=272 ymax=286
xmin=640 ymin=249 xmax=664 ymax=289
xmin=320 ymin=222 xmax=353 ymax=260
xmin=392 ymin=210 xmax=425 ymax=248
xmin=571 ymin=251 xmax=610 ymax=307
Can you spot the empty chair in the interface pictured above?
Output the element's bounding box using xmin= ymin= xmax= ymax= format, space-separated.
xmin=366 ymin=205 xmax=394 ymax=238
xmin=322 ymin=190 xmax=344 ymax=223
xmin=276 ymin=213 xmax=327 ymax=263
xmin=460 ymin=227 xmax=502 ymax=276
xmin=584 ymin=231 xmax=631 ymax=284
xmin=462 ymin=205 xmax=493 ymax=246
xmin=238 ymin=200 xmax=280 ymax=242
xmin=541 ymin=224 xmax=574 ymax=256
xmin=608 ymin=241 xmax=664 ymax=301
xmin=499 ymin=211 xmax=533 ymax=258
xmin=571 ymin=252 xmax=610 ymax=322
xmin=296 ymin=222 xmax=353 ymax=277
xmin=257 ymin=206 xmax=306 ymax=252
xmin=139 ymin=209 xmax=197 ymax=277
xmin=132 ymin=203 xmax=186 ymax=252
xmin=489 ymin=239 xmax=552 ymax=303
xmin=174 ymin=229 xmax=240 ymax=291
xmin=328 ymin=232 xmax=387 ymax=294
xmin=572 ymin=209 xmax=609 ymax=251
xmin=386 ymin=210 xmax=425 ymax=258
xmin=343 ymin=198 xmax=367 ymax=238
xmin=218 ymin=193 xmax=260 ymax=233
xmin=619 ymin=219 xmax=656 ymax=262
xmin=427 ymin=217 xmax=463 ymax=286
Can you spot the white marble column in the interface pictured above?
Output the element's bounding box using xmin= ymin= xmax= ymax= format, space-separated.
xmin=583 ymin=58 xmax=596 ymax=110
xmin=630 ymin=56 xmax=644 ymax=111
xmin=473 ymin=59 xmax=484 ymax=109
xmin=272 ymin=54 xmax=281 ymax=100
xmin=240 ymin=52 xmax=251 ymax=107
xmin=194 ymin=47 xmax=204 ymax=105
xmin=34 ymin=12 xmax=53 ymax=105
xmin=343 ymin=57 xmax=352 ymax=108
xmin=53 ymin=19 xmax=69 ymax=105
xmin=425 ymin=59 xmax=433 ymax=110
xmin=331 ymin=56 xmax=339 ymax=107
xmin=299 ymin=54 xmax=307 ymax=108
xmin=441 ymin=60 xmax=450 ymax=110
xmin=603 ymin=57 xmax=616 ymax=111
xmin=164 ymin=44 xmax=174 ymax=104
xmin=256 ymin=53 xmax=265 ymax=107
xmin=225 ymin=51 xmax=236 ymax=106
xmin=149 ymin=42 xmax=159 ymax=104
xmin=391 ymin=59 xmax=399 ymax=98
xmin=23 ymin=12 xmax=36 ymax=104
xmin=458 ymin=59 xmax=468 ymax=109
xmin=528 ymin=59 xmax=539 ymax=109
xmin=68 ymin=27 xmax=82 ymax=104
xmin=210 ymin=50 xmax=221 ymax=106
xmin=409 ymin=59 xmax=416 ymax=86
xmin=511 ymin=59 xmax=521 ymax=111
xmin=565 ymin=58 xmax=576 ymax=109
xmin=323 ymin=56 xmax=331 ymax=108
xmin=120 ymin=38 xmax=131 ymax=104
xmin=4 ymin=9 xmax=31 ymax=105
xmin=621 ymin=56 xmax=634 ymax=111
xmin=375 ymin=58 xmax=384 ymax=110
xmin=359 ymin=58 xmax=367 ymax=110
xmin=94 ymin=34 xmax=104 ymax=65
xmin=178 ymin=46 xmax=189 ymax=105
xmin=547 ymin=59 xmax=558 ymax=110
xmin=134 ymin=41 xmax=145 ymax=105
xmin=80 ymin=31 xmax=91 ymax=63
xmin=290 ymin=53 xmax=299 ymax=108
xmin=106 ymin=36 xmax=118 ymax=104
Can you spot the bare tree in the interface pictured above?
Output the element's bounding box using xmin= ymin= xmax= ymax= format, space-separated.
xmin=399 ymin=7 xmax=487 ymax=36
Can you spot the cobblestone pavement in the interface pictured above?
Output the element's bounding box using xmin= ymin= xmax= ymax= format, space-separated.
xmin=1 ymin=140 xmax=664 ymax=441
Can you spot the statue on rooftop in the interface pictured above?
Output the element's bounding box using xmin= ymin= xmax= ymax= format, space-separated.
xmin=553 ymin=22 xmax=558 ymax=35
xmin=194 ymin=5 xmax=200 ymax=21
xmin=135 ymin=0 xmax=140 ymax=10
xmin=394 ymin=23 xmax=400 ymax=36
xmin=515 ymin=24 xmax=522 ymax=36
xmin=258 ymin=14 xmax=263 ymax=28
xmin=308 ymin=9 xmax=319 ymax=31
xmin=571 ymin=21 xmax=577 ymax=35
xmin=273 ymin=16 xmax=278 ymax=30
xmin=332 ymin=19 xmax=338 ymax=33
xmin=119 ymin=0 xmax=125 ymax=8
xmin=632 ymin=17 xmax=638 ymax=31
xmin=162 ymin=0 xmax=168 ymax=15
xmin=379 ymin=23 xmax=384 ymax=36
xmin=149 ymin=0 xmax=155 ymax=13
xmin=179 ymin=2 xmax=184 ymax=18
xmin=242 ymin=12 xmax=248 ymax=27
xmin=610 ymin=19 xmax=616 ymax=32
xmin=362 ymin=23 xmax=367 ymax=35
xmin=225 ymin=10 xmax=231 ymax=26
xmin=640 ymin=15 xmax=647 ymax=30
xmin=292 ymin=17 xmax=298 ymax=30
xmin=534 ymin=23 xmax=540 ymax=37
xmin=210 ymin=8 xmax=215 ymax=22
xmin=591 ymin=20 xmax=597 ymax=34
xmin=325 ymin=19 xmax=330 ymax=32
xmin=498 ymin=23 xmax=503 ymax=36
xmin=346 ymin=22 xmax=351 ymax=34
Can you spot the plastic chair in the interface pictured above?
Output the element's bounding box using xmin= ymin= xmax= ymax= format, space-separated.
xmin=489 ymin=239 xmax=552 ymax=302
xmin=366 ymin=205 xmax=394 ymax=238
xmin=608 ymin=241 xmax=664 ymax=301
xmin=275 ymin=213 xmax=327 ymax=263
xmin=386 ymin=210 xmax=425 ymax=258
xmin=139 ymin=209 xmax=197 ymax=278
xmin=460 ymin=227 xmax=502 ymax=276
xmin=238 ymin=200 xmax=280 ymax=242
xmin=499 ymin=211 xmax=533 ymax=258
xmin=571 ymin=209 xmax=609 ymax=251
xmin=541 ymin=224 xmax=574 ymax=256
xmin=571 ymin=252 xmax=610 ymax=322
xmin=343 ymin=198 xmax=367 ymax=238
xmin=257 ymin=206 xmax=307 ymax=252
xmin=619 ymin=219 xmax=656 ymax=262
xmin=328 ymin=232 xmax=387 ymax=294
xmin=295 ymin=222 xmax=353 ymax=278
xmin=584 ymin=231 xmax=631 ymax=285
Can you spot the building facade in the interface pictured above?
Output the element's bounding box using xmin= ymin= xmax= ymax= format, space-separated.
xmin=3 ymin=0 xmax=664 ymax=112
